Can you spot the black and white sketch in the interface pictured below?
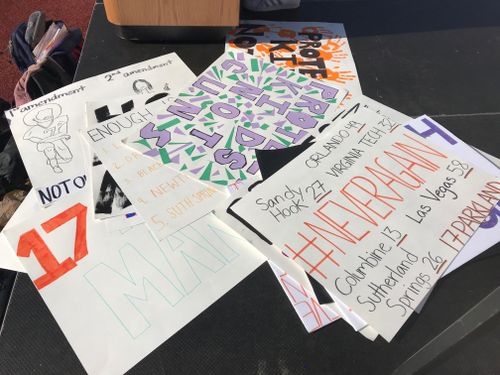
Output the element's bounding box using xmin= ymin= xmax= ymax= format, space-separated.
xmin=132 ymin=79 xmax=153 ymax=94
xmin=22 ymin=103 xmax=72 ymax=173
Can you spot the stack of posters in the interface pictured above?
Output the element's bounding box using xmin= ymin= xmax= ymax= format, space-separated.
xmin=0 ymin=21 xmax=498 ymax=374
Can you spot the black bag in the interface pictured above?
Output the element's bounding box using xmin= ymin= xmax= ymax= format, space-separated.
xmin=8 ymin=22 xmax=36 ymax=72
xmin=26 ymin=56 xmax=73 ymax=99
xmin=9 ymin=20 xmax=83 ymax=77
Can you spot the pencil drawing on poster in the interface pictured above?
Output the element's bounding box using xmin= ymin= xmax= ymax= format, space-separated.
xmin=132 ymin=79 xmax=153 ymax=94
xmin=22 ymin=103 xmax=72 ymax=174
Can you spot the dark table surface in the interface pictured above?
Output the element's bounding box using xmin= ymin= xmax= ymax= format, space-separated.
xmin=1 ymin=1 xmax=499 ymax=374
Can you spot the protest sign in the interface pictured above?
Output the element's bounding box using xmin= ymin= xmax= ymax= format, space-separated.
xmin=231 ymin=107 xmax=500 ymax=341
xmin=122 ymin=51 xmax=347 ymax=187
xmin=6 ymin=53 xmax=194 ymax=206
xmin=226 ymin=21 xmax=361 ymax=94
xmin=3 ymin=191 xmax=265 ymax=375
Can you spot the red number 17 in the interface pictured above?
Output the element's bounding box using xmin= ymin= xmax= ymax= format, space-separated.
xmin=17 ymin=203 xmax=88 ymax=290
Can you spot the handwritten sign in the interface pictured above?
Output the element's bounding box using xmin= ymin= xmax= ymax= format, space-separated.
xmin=85 ymin=95 xmax=168 ymax=219
xmin=269 ymin=261 xmax=339 ymax=332
xmin=213 ymin=174 xmax=370 ymax=334
xmin=232 ymin=107 xmax=500 ymax=341
xmin=3 ymin=191 xmax=265 ymax=375
xmin=6 ymin=53 xmax=194 ymax=206
xmin=226 ymin=21 xmax=361 ymax=94
xmin=85 ymin=100 xmax=224 ymax=241
xmin=122 ymin=51 xmax=347 ymax=187
xmin=404 ymin=116 xmax=500 ymax=275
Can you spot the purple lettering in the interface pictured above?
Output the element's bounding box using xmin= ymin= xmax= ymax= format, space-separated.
xmin=167 ymin=99 xmax=202 ymax=121
xmin=229 ymin=81 xmax=264 ymax=101
xmin=275 ymin=127 xmax=308 ymax=144
xmin=140 ymin=122 xmax=171 ymax=148
xmin=214 ymin=149 xmax=247 ymax=170
xmin=255 ymin=95 xmax=291 ymax=115
xmin=192 ymin=75 xmax=227 ymax=96
xmin=295 ymin=95 xmax=329 ymax=115
xmin=310 ymin=80 xmax=339 ymax=100
xmin=190 ymin=129 xmax=222 ymax=148
xmin=286 ymin=111 xmax=318 ymax=129
xmin=263 ymin=140 xmax=286 ymax=150
xmin=405 ymin=118 xmax=458 ymax=145
xmin=221 ymin=59 xmax=247 ymax=73
xmin=271 ymin=76 xmax=303 ymax=95
xmin=235 ymin=126 xmax=266 ymax=148
xmin=210 ymin=102 xmax=240 ymax=119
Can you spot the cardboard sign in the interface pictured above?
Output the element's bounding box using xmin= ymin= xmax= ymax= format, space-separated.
xmin=3 ymin=191 xmax=265 ymax=375
xmin=231 ymin=107 xmax=500 ymax=341
xmin=226 ymin=21 xmax=361 ymax=94
xmin=6 ymin=53 xmax=195 ymax=206
xmin=122 ymin=51 xmax=347 ymax=187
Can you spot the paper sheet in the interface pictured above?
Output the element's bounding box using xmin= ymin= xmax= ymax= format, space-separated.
xmin=84 ymin=100 xmax=225 ymax=241
xmin=213 ymin=185 xmax=371 ymax=334
xmin=86 ymin=94 xmax=172 ymax=220
xmin=404 ymin=116 xmax=500 ymax=275
xmin=226 ymin=21 xmax=362 ymax=94
xmin=3 ymin=190 xmax=266 ymax=375
xmin=0 ymin=190 xmax=41 ymax=272
xmin=231 ymin=107 xmax=500 ymax=341
xmin=6 ymin=53 xmax=194 ymax=206
xmin=269 ymin=261 xmax=340 ymax=332
xmin=122 ymin=51 xmax=347 ymax=187
xmin=329 ymin=99 xmax=500 ymax=276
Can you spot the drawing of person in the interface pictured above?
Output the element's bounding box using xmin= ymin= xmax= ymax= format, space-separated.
xmin=23 ymin=104 xmax=73 ymax=174
xmin=132 ymin=79 xmax=154 ymax=94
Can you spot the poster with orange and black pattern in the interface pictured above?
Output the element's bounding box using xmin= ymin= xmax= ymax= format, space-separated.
xmin=226 ymin=21 xmax=362 ymax=95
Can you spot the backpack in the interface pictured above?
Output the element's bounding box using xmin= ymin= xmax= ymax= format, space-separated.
xmin=8 ymin=22 xmax=36 ymax=72
xmin=9 ymin=20 xmax=83 ymax=76
xmin=11 ymin=20 xmax=83 ymax=105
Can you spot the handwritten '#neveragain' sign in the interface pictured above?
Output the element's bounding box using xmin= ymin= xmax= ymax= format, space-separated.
xmin=226 ymin=20 xmax=362 ymax=94
xmin=3 ymin=191 xmax=265 ymax=375
xmin=231 ymin=107 xmax=500 ymax=341
xmin=121 ymin=51 xmax=347 ymax=188
xmin=328 ymin=98 xmax=500 ymax=276
xmin=6 ymin=53 xmax=194 ymax=206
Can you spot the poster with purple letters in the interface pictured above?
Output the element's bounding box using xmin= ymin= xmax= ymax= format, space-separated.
xmin=123 ymin=51 xmax=348 ymax=188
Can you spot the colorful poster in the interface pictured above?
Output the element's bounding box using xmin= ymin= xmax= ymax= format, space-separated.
xmin=231 ymin=107 xmax=500 ymax=341
xmin=122 ymin=51 xmax=347 ymax=187
xmin=226 ymin=21 xmax=362 ymax=94
xmin=6 ymin=53 xmax=195 ymax=206
xmin=85 ymin=99 xmax=225 ymax=241
xmin=3 ymin=191 xmax=266 ymax=375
